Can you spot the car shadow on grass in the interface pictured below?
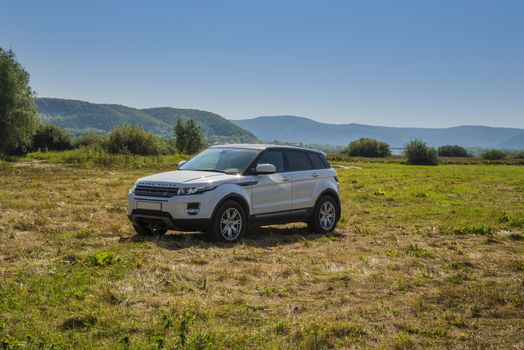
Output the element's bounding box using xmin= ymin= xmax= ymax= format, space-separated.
xmin=118 ymin=224 xmax=340 ymax=250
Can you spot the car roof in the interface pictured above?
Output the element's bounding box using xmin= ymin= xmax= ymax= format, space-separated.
xmin=210 ymin=143 xmax=326 ymax=155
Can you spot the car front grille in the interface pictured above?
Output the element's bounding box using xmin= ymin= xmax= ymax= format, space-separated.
xmin=134 ymin=184 xmax=179 ymax=198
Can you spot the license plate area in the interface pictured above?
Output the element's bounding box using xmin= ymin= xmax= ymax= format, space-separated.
xmin=136 ymin=201 xmax=162 ymax=211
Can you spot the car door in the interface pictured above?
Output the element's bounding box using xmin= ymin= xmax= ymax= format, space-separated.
xmin=250 ymin=150 xmax=293 ymax=214
xmin=285 ymin=150 xmax=317 ymax=209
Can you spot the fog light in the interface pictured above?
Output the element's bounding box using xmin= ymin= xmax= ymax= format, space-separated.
xmin=186 ymin=202 xmax=200 ymax=215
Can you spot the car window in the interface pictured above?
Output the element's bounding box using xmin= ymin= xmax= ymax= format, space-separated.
xmin=286 ymin=150 xmax=312 ymax=171
xmin=319 ymin=153 xmax=331 ymax=168
xmin=180 ymin=148 xmax=258 ymax=174
xmin=307 ymin=152 xmax=328 ymax=169
xmin=257 ymin=150 xmax=285 ymax=173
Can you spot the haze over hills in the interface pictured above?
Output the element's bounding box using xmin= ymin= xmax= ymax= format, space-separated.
xmin=35 ymin=98 xmax=258 ymax=143
xmin=35 ymin=98 xmax=524 ymax=150
xmin=233 ymin=116 xmax=524 ymax=150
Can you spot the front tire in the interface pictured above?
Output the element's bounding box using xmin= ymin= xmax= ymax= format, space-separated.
xmin=309 ymin=195 xmax=339 ymax=234
xmin=208 ymin=200 xmax=246 ymax=242
xmin=133 ymin=224 xmax=167 ymax=236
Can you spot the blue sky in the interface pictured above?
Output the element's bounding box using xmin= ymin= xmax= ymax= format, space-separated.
xmin=1 ymin=0 xmax=523 ymax=127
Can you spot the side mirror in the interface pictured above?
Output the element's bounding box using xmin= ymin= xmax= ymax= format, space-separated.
xmin=177 ymin=160 xmax=187 ymax=168
xmin=255 ymin=163 xmax=276 ymax=174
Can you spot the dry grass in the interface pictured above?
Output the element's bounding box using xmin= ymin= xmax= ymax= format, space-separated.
xmin=0 ymin=161 xmax=523 ymax=349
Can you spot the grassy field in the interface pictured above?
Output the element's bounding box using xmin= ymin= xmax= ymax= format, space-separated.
xmin=0 ymin=159 xmax=523 ymax=349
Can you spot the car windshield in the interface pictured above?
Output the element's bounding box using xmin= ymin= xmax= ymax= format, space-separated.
xmin=179 ymin=148 xmax=259 ymax=174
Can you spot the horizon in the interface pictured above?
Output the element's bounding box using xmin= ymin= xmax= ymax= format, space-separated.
xmin=35 ymin=96 xmax=524 ymax=131
xmin=2 ymin=1 xmax=524 ymax=128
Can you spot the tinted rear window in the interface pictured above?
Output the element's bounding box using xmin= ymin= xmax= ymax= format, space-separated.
xmin=286 ymin=151 xmax=312 ymax=171
xmin=257 ymin=150 xmax=285 ymax=173
xmin=307 ymin=152 xmax=329 ymax=169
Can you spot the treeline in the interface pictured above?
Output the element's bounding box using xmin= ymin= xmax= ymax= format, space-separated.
xmin=27 ymin=121 xmax=207 ymax=156
xmin=343 ymin=137 xmax=524 ymax=165
xmin=0 ymin=47 xmax=208 ymax=158
xmin=0 ymin=47 xmax=214 ymax=159
xmin=2 ymin=48 xmax=523 ymax=164
xmin=264 ymin=140 xmax=345 ymax=153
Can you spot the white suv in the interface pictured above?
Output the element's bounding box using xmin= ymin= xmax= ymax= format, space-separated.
xmin=128 ymin=144 xmax=340 ymax=242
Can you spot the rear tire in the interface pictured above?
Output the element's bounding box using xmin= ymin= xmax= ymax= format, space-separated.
xmin=133 ymin=224 xmax=167 ymax=236
xmin=208 ymin=200 xmax=246 ymax=242
xmin=309 ymin=195 xmax=339 ymax=234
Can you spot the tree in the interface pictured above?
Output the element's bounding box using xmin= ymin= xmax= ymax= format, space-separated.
xmin=404 ymin=139 xmax=438 ymax=165
xmin=183 ymin=119 xmax=206 ymax=154
xmin=105 ymin=124 xmax=167 ymax=155
xmin=0 ymin=48 xmax=38 ymax=155
xmin=438 ymin=145 xmax=470 ymax=157
xmin=346 ymin=138 xmax=391 ymax=157
xmin=509 ymin=151 xmax=524 ymax=159
xmin=31 ymin=124 xmax=73 ymax=151
xmin=174 ymin=118 xmax=186 ymax=152
xmin=481 ymin=149 xmax=506 ymax=160
xmin=73 ymin=131 xmax=105 ymax=148
xmin=173 ymin=118 xmax=206 ymax=154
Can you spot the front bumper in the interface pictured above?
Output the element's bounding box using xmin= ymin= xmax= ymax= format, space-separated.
xmin=128 ymin=209 xmax=211 ymax=231
xmin=127 ymin=190 xmax=216 ymax=231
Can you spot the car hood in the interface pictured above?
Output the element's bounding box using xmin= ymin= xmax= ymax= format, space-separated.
xmin=137 ymin=170 xmax=242 ymax=186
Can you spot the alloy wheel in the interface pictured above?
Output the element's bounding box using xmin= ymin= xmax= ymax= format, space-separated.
xmin=319 ymin=201 xmax=336 ymax=231
xmin=220 ymin=207 xmax=242 ymax=241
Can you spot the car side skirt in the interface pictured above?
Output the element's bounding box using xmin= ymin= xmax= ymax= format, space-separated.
xmin=129 ymin=206 xmax=321 ymax=232
xmin=250 ymin=208 xmax=313 ymax=226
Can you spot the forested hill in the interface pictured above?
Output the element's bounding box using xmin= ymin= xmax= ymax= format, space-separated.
xmin=233 ymin=115 xmax=524 ymax=149
xmin=35 ymin=98 xmax=524 ymax=149
xmin=35 ymin=98 xmax=258 ymax=143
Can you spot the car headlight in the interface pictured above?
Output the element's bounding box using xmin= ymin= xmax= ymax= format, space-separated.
xmin=177 ymin=186 xmax=216 ymax=195
xmin=129 ymin=183 xmax=137 ymax=194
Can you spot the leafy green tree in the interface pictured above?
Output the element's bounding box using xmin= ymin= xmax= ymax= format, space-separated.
xmin=174 ymin=118 xmax=186 ymax=152
xmin=183 ymin=119 xmax=206 ymax=154
xmin=173 ymin=118 xmax=207 ymax=154
xmin=481 ymin=149 xmax=506 ymax=160
xmin=346 ymin=138 xmax=391 ymax=157
xmin=0 ymin=48 xmax=38 ymax=155
xmin=438 ymin=145 xmax=470 ymax=157
xmin=105 ymin=124 xmax=167 ymax=155
xmin=31 ymin=124 xmax=73 ymax=151
xmin=404 ymin=139 xmax=438 ymax=165
xmin=73 ymin=131 xmax=105 ymax=149
xmin=509 ymin=151 xmax=524 ymax=159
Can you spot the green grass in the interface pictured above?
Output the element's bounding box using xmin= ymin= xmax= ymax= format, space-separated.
xmin=0 ymin=158 xmax=523 ymax=348
xmin=24 ymin=148 xmax=187 ymax=168
xmin=327 ymin=153 xmax=524 ymax=165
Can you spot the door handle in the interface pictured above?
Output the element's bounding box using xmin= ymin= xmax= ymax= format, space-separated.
xmin=282 ymin=176 xmax=289 ymax=182
xmin=311 ymin=172 xmax=319 ymax=177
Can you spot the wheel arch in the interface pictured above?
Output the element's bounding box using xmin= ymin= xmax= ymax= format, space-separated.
xmin=211 ymin=193 xmax=251 ymax=224
xmin=314 ymin=189 xmax=341 ymax=220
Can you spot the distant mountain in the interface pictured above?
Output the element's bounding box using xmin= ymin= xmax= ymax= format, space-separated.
xmin=142 ymin=107 xmax=253 ymax=140
xmin=35 ymin=98 xmax=258 ymax=142
xmin=35 ymin=99 xmax=524 ymax=150
xmin=233 ymin=116 xmax=524 ymax=150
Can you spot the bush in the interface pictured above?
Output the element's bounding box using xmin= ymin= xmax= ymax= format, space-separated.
xmin=73 ymin=131 xmax=105 ymax=149
xmin=31 ymin=124 xmax=73 ymax=151
xmin=438 ymin=145 xmax=469 ymax=157
xmin=26 ymin=148 xmax=184 ymax=168
xmin=482 ymin=149 xmax=506 ymax=160
xmin=0 ymin=159 xmax=10 ymax=169
xmin=105 ymin=124 xmax=169 ymax=155
xmin=404 ymin=139 xmax=438 ymax=165
xmin=346 ymin=138 xmax=391 ymax=157
xmin=509 ymin=151 xmax=524 ymax=159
